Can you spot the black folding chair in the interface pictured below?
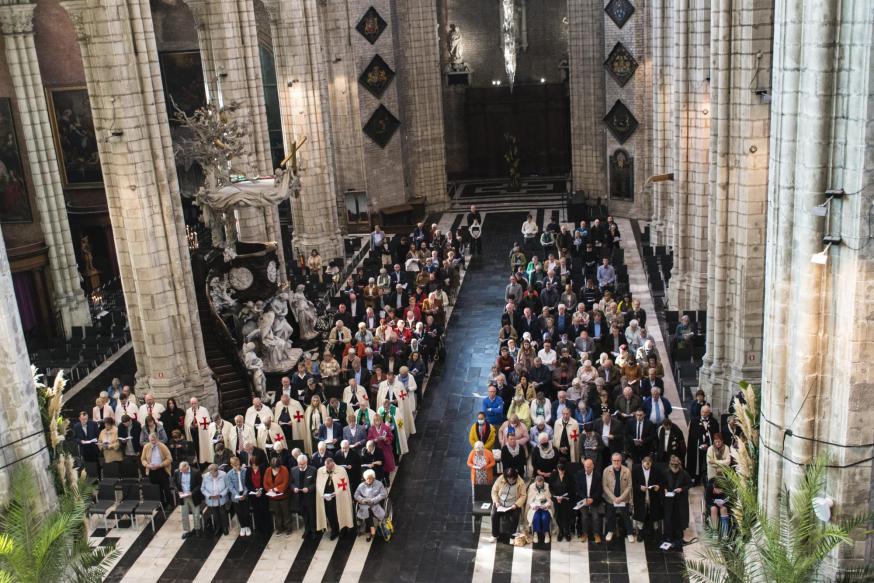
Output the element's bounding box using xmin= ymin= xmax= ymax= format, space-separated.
xmin=119 ymin=457 xmax=141 ymax=486
xmin=100 ymin=461 xmax=122 ymax=493
xmin=110 ymin=484 xmax=141 ymax=527
xmin=134 ymin=484 xmax=166 ymax=531
xmin=471 ymin=483 xmax=493 ymax=534
xmin=87 ymin=484 xmax=119 ymax=530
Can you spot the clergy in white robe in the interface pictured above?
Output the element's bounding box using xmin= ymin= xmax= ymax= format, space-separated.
xmin=207 ymin=414 xmax=231 ymax=452
xmin=377 ymin=373 xmax=416 ymax=438
xmin=226 ymin=415 xmax=256 ymax=456
xmin=137 ymin=393 xmax=165 ymax=424
xmin=315 ymin=459 xmax=355 ymax=536
xmin=274 ymin=394 xmax=306 ymax=443
xmin=255 ymin=416 xmax=285 ymax=452
xmin=115 ymin=395 xmax=139 ymax=423
xmin=244 ymin=398 xmax=270 ymax=430
xmin=553 ymin=410 xmax=581 ymax=463
xmin=378 ymin=402 xmax=408 ymax=455
xmin=397 ymin=366 xmax=419 ymax=412
xmin=184 ymin=398 xmax=213 ymax=464
xmin=304 ymin=396 xmax=329 ymax=455
xmin=342 ymin=379 xmax=370 ymax=410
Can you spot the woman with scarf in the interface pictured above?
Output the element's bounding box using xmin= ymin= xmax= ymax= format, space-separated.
xmin=378 ymin=401 xmax=408 ymax=456
xmin=526 ymin=474 xmax=555 ymax=544
xmin=467 ymin=441 xmax=496 ymax=485
xmin=532 ymin=432 xmax=558 ymax=479
xmin=469 ymin=411 xmax=496 ymax=449
xmin=366 ymin=415 xmax=396 ymax=474
xmin=506 ymin=394 xmax=532 ymax=428
xmin=500 ymin=433 xmax=527 ymax=478
xmin=360 ymin=439 xmax=386 ymax=483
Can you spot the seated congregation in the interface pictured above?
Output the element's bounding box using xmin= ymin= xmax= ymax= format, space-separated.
xmin=71 ymin=220 xmax=466 ymax=542
xmin=469 ymin=214 xmax=735 ymax=549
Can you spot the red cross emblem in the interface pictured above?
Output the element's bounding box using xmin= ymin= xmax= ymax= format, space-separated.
xmin=337 ymin=478 xmax=348 ymax=491
xmin=274 ymin=433 xmax=284 ymax=442
xmin=398 ymin=390 xmax=408 ymax=400
xmin=293 ymin=410 xmax=304 ymax=422
xmin=570 ymin=430 xmax=579 ymax=441
xmin=199 ymin=416 xmax=210 ymax=430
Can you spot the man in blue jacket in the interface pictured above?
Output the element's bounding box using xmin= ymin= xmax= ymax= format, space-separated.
xmin=481 ymin=385 xmax=504 ymax=426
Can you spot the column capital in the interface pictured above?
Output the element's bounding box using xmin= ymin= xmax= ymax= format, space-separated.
xmin=0 ymin=3 xmax=35 ymax=36
xmin=59 ymin=0 xmax=88 ymax=41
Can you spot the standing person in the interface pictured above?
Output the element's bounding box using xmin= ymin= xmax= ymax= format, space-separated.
xmin=467 ymin=441 xmax=496 ymax=485
xmin=98 ymin=417 xmax=123 ymax=464
xmin=550 ymin=459 xmax=575 ymax=541
xmin=184 ymin=397 xmax=213 ymax=466
xmin=138 ymin=393 xmax=165 ymax=424
xmin=521 ymin=214 xmax=539 ymax=256
xmin=173 ymin=462 xmax=204 ymax=539
xmin=160 ymin=398 xmax=185 ymax=434
xmin=574 ymin=458 xmax=603 ymax=542
xmin=73 ymin=411 xmax=100 ymax=463
xmin=315 ymin=458 xmax=355 ymax=540
xmin=201 ymin=463 xmax=230 ymax=535
xmin=466 ymin=204 xmax=483 ymax=256
xmin=245 ymin=451 xmax=272 ymax=536
xmin=290 ymin=454 xmax=318 ymax=539
xmin=631 ymin=456 xmax=663 ymax=542
xmin=140 ymin=432 xmax=173 ymax=506
xmin=366 ymin=415 xmax=396 ymax=474
xmin=264 ymin=456 xmax=292 ymax=535
xmin=602 ymin=453 xmax=634 ymax=543
xmin=354 ymin=470 xmax=388 ymax=542
xmin=489 ymin=468 xmax=527 ymax=544
xmin=661 ymin=455 xmax=691 ymax=549
xmin=226 ymin=457 xmax=252 ymax=537
xmin=686 ymin=405 xmax=719 ymax=486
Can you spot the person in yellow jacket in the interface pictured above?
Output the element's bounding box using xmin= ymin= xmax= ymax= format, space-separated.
xmin=469 ymin=411 xmax=497 ymax=450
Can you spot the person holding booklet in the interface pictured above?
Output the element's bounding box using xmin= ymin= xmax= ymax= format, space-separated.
xmin=631 ymin=456 xmax=664 ymax=541
xmin=662 ymin=455 xmax=691 ymax=549
xmin=173 ymin=461 xmax=204 ymax=539
xmin=315 ymin=457 xmax=355 ymax=540
xmin=226 ymin=457 xmax=252 ymax=537
xmin=602 ymin=452 xmax=634 ymax=542
xmin=201 ymin=463 xmax=230 ymax=535
xmin=489 ymin=468 xmax=527 ymax=543
xmin=264 ymin=455 xmax=292 ymax=535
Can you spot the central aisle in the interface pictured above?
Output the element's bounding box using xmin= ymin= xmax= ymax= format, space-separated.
xmin=361 ymin=212 xmax=527 ymax=582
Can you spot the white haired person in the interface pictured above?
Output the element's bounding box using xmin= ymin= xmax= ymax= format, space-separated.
xmin=354 ymin=469 xmax=388 ymax=542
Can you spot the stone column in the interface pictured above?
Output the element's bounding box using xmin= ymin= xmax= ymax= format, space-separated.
xmin=568 ymin=0 xmax=607 ymax=198
xmin=184 ymin=0 xmax=286 ymax=282
xmin=61 ymin=0 xmax=217 ymax=409
xmin=760 ymin=0 xmax=874 ymax=573
xmin=648 ymin=0 xmax=673 ymax=244
xmin=0 ymin=225 xmax=55 ymax=508
xmin=0 ymin=3 xmax=91 ymax=335
xmin=394 ymin=0 xmax=449 ymax=211
xmin=698 ymin=0 xmax=771 ymax=414
xmin=263 ymin=0 xmax=343 ymax=260
xmin=666 ymin=0 xmax=709 ymax=310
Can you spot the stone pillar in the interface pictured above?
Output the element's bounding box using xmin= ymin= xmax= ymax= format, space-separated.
xmin=648 ymin=0 xmax=673 ymax=244
xmin=394 ymin=0 xmax=449 ymax=211
xmin=61 ymin=0 xmax=217 ymax=409
xmin=0 ymin=225 xmax=55 ymax=508
xmin=760 ymin=0 xmax=874 ymax=572
xmin=0 ymin=3 xmax=91 ymax=335
xmin=184 ymin=0 xmax=286 ymax=282
xmin=263 ymin=0 xmax=343 ymax=260
xmin=698 ymin=0 xmax=771 ymax=414
xmin=568 ymin=0 xmax=607 ymax=198
xmin=666 ymin=0 xmax=709 ymax=310
xmin=318 ymin=0 xmax=367 ymax=223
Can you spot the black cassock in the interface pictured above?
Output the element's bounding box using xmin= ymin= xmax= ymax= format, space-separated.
xmin=662 ymin=468 xmax=691 ymax=541
xmin=334 ymin=449 xmax=361 ymax=490
xmin=631 ymin=464 xmax=664 ymax=523
xmin=685 ymin=415 xmax=718 ymax=481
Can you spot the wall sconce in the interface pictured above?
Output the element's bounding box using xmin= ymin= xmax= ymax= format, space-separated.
xmin=811 ymin=189 xmax=844 ymax=217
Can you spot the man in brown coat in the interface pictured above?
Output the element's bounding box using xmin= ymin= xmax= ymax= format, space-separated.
xmin=602 ymin=452 xmax=635 ymax=542
xmin=141 ymin=432 xmax=173 ymax=506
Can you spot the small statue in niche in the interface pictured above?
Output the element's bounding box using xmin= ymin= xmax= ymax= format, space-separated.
xmin=289 ymin=284 xmax=319 ymax=341
xmin=243 ymin=341 xmax=267 ymax=399
xmin=609 ymin=149 xmax=634 ymax=200
xmin=447 ymin=24 xmax=464 ymax=70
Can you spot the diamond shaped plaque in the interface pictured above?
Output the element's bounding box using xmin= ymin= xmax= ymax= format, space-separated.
xmin=604 ymin=42 xmax=638 ymax=87
xmin=605 ymin=0 xmax=635 ymax=28
xmin=356 ymin=7 xmax=387 ymax=45
xmin=363 ymin=105 xmax=400 ymax=148
xmin=358 ymin=55 xmax=395 ymax=99
xmin=603 ymin=100 xmax=638 ymax=144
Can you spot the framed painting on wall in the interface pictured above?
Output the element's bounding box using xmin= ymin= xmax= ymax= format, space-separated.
xmin=0 ymin=97 xmax=32 ymax=223
xmin=46 ymin=86 xmax=103 ymax=188
xmin=159 ymin=50 xmax=207 ymax=120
